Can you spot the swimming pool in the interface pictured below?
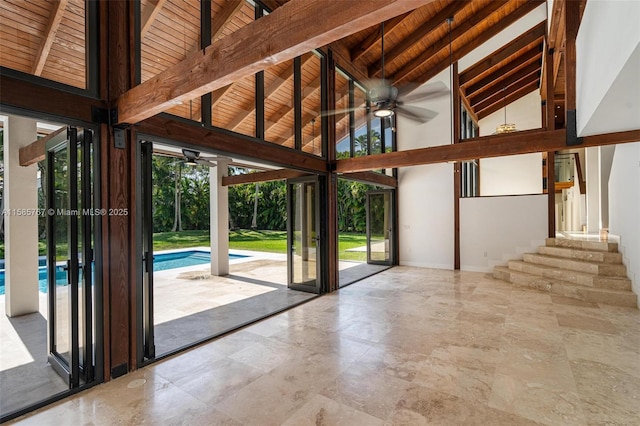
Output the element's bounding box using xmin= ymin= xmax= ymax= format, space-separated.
xmin=0 ymin=250 xmax=249 ymax=295
xmin=153 ymin=250 xmax=247 ymax=271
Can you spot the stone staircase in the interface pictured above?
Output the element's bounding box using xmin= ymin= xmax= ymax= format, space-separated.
xmin=494 ymin=238 xmax=637 ymax=307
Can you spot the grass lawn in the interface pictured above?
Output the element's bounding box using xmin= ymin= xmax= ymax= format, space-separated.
xmin=154 ymin=229 xmax=367 ymax=261
xmin=4 ymin=229 xmax=367 ymax=261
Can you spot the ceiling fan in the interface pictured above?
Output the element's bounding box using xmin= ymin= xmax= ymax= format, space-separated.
xmin=182 ymin=149 xmax=220 ymax=167
xmin=325 ymin=22 xmax=448 ymax=124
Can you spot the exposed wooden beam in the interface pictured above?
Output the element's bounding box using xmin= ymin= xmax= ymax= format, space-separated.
xmin=459 ymin=21 xmax=546 ymax=86
xmin=391 ymin=0 xmax=510 ymax=84
xmin=212 ymin=84 xmax=236 ymax=109
xmin=552 ymin=2 xmax=566 ymax=88
xmin=464 ymin=45 xmax=542 ymax=97
xmin=336 ymin=129 xmax=567 ymax=173
xmin=468 ymin=59 xmax=541 ymax=106
xmin=573 ymin=152 xmax=586 ymax=194
xmin=141 ymin=0 xmax=167 ymax=38
xmin=212 ymin=0 xmax=245 ymax=42
xmin=228 ymin=54 xmax=315 ymax=131
xmin=565 ymin=0 xmax=580 ymax=113
xmin=459 ymin=88 xmax=478 ymax=124
xmin=350 ymin=12 xmax=413 ymax=62
xmin=548 ymin=0 xmax=564 ymax=49
xmin=582 ymin=129 xmax=640 ymax=146
xmin=265 ymin=75 xmax=321 ymax=136
xmin=258 ymin=0 xmax=285 ymax=12
xmin=403 ymin=1 xmax=544 ymax=90
xmin=325 ymin=41 xmax=370 ymax=84
xmin=476 ymin=80 xmax=539 ymax=119
xmin=18 ymin=127 xmax=65 ymax=166
xmin=31 ymin=0 xmax=69 ymax=75
xmin=337 ymin=127 xmax=640 ymax=173
xmin=222 ymin=169 xmax=309 ymax=186
xmin=0 ymin=74 xmax=106 ymax=124
xmin=543 ymin=34 xmax=556 ymax=130
xmin=340 ymin=171 xmax=398 ymax=188
xmin=117 ymin=0 xmax=435 ymax=124
xmin=368 ymin=0 xmax=471 ymax=77
xmin=471 ymin=70 xmax=540 ymax=111
xmin=136 ymin=115 xmax=327 ymax=173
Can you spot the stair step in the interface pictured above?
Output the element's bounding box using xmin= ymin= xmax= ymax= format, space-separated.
xmin=538 ymin=245 xmax=623 ymax=264
xmin=546 ymin=237 xmax=618 ymax=253
xmin=508 ymin=260 xmax=632 ymax=291
xmin=523 ymin=253 xmax=627 ymax=277
xmin=493 ymin=266 xmax=637 ymax=307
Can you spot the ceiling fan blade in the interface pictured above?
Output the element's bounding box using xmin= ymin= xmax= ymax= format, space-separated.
xmin=319 ymin=106 xmax=365 ymax=117
xmin=396 ymin=105 xmax=438 ymax=123
xmin=398 ymin=81 xmax=449 ymax=103
xmin=196 ymin=158 xmax=217 ymax=167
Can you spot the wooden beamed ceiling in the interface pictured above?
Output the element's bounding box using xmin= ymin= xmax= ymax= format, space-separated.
xmin=116 ymin=0 xmax=438 ymax=124
xmin=1 ymin=0 xmax=549 ymax=137
xmin=5 ymin=0 xmax=617 ymax=174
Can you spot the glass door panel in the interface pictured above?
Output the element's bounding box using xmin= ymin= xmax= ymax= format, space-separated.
xmin=287 ymin=177 xmax=321 ymax=293
xmin=48 ymin=135 xmax=72 ymax=373
xmin=46 ymin=128 xmax=94 ymax=387
xmin=140 ymin=141 xmax=155 ymax=361
xmin=366 ymin=190 xmax=393 ymax=265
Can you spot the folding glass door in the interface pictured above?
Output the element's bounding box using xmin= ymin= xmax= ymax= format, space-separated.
xmin=46 ymin=127 xmax=96 ymax=387
xmin=287 ymin=176 xmax=322 ymax=293
xmin=366 ymin=190 xmax=394 ymax=266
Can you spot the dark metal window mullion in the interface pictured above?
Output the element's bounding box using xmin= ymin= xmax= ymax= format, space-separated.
xmin=255 ymin=3 xmax=265 ymax=140
xmin=348 ymin=79 xmax=355 ymax=157
xmin=320 ymin=53 xmax=328 ymax=159
xmin=201 ymin=0 xmax=212 ymax=126
xmin=366 ymin=95 xmax=372 ymax=156
xmin=86 ymin=0 xmax=100 ymax=95
xmin=294 ymin=56 xmax=302 ymax=150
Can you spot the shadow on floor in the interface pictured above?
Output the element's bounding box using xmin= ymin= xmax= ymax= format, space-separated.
xmin=0 ymin=311 xmax=68 ymax=416
xmin=153 ymin=277 xmax=316 ymax=357
xmin=339 ymin=263 xmax=391 ymax=288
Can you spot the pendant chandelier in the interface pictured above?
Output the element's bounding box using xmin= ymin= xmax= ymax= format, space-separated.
xmin=494 ymin=87 xmax=517 ymax=134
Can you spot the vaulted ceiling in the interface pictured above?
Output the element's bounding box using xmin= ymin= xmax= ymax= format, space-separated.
xmin=0 ymin=0 xmax=574 ymax=145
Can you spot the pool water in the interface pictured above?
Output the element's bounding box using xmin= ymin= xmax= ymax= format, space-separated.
xmin=153 ymin=251 xmax=247 ymax=271
xmin=0 ymin=251 xmax=248 ymax=295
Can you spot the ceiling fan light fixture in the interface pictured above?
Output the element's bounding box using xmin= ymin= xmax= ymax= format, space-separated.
xmin=182 ymin=149 xmax=200 ymax=166
xmin=373 ymin=108 xmax=394 ymax=118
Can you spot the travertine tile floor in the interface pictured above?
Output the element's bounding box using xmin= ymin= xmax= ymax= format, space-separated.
xmin=9 ymin=267 xmax=640 ymax=425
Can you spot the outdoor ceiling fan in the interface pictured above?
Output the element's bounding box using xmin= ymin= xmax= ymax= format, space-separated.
xmin=325 ymin=22 xmax=448 ymax=124
xmin=182 ymin=149 xmax=219 ymax=167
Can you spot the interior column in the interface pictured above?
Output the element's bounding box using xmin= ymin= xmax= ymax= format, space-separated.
xmin=3 ymin=115 xmax=39 ymax=317
xmin=585 ymin=146 xmax=601 ymax=233
xmin=210 ymin=160 xmax=229 ymax=276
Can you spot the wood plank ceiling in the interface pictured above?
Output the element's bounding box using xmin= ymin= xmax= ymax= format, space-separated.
xmin=1 ymin=0 xmax=556 ymax=148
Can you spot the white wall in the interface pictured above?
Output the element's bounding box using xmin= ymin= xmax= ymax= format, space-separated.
xmin=479 ymin=153 xmax=543 ymax=196
xmin=460 ymin=195 xmax=547 ymax=272
xmin=477 ymin=91 xmax=544 ymax=196
xmin=396 ymin=3 xmax=546 ymax=270
xmin=398 ymin=164 xmax=454 ymax=269
xmin=397 ymin=69 xmax=454 ymax=269
xmin=608 ymin=142 xmax=640 ymax=308
xmin=478 ymin=91 xmax=542 ymax=136
xmin=459 ymin=4 xmax=546 ymax=71
xmin=577 ymin=1 xmax=640 ymax=136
